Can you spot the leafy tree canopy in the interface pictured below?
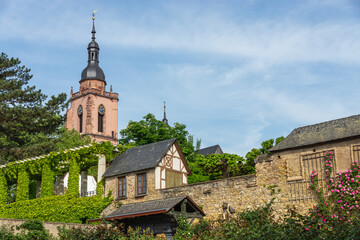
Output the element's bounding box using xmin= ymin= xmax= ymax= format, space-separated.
xmin=119 ymin=113 xmax=199 ymax=159
xmin=0 ymin=53 xmax=90 ymax=163
xmin=189 ymin=136 xmax=285 ymax=184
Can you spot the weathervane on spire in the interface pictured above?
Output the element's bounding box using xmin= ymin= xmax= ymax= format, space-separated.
xmin=91 ymin=10 xmax=98 ymax=40
xmin=92 ymin=10 xmax=98 ymax=20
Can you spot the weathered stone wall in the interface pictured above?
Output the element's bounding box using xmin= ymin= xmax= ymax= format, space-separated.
xmin=0 ymin=218 xmax=95 ymax=238
xmin=105 ymin=169 xmax=158 ymax=204
xmin=103 ymin=139 xmax=360 ymax=220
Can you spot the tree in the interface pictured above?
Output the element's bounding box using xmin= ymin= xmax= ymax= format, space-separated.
xmin=0 ymin=52 xmax=82 ymax=162
xmin=244 ymin=136 xmax=285 ymax=169
xmin=189 ymin=136 xmax=286 ymax=184
xmin=119 ymin=113 xmax=199 ymax=159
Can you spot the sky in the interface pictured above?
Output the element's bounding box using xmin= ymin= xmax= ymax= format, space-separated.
xmin=1 ymin=0 xmax=360 ymax=157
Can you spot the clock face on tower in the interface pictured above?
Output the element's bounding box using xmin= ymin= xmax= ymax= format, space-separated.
xmin=77 ymin=106 xmax=83 ymax=115
xmin=98 ymin=104 xmax=105 ymax=115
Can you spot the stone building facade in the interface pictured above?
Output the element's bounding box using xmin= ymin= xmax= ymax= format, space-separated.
xmin=103 ymin=139 xmax=190 ymax=204
xmin=102 ymin=114 xmax=360 ymax=220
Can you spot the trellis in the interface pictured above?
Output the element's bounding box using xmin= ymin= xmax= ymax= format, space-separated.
xmin=0 ymin=142 xmax=116 ymax=204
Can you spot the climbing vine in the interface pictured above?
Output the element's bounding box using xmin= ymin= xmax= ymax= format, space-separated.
xmin=16 ymin=167 xmax=29 ymax=201
xmin=0 ymin=170 xmax=7 ymax=204
xmin=0 ymin=142 xmax=117 ymax=199
xmin=67 ymin=154 xmax=80 ymax=196
xmin=40 ymin=162 xmax=54 ymax=197
xmin=308 ymin=151 xmax=360 ymax=230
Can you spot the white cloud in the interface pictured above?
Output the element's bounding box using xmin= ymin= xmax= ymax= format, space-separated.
xmin=1 ymin=0 xmax=360 ymax=65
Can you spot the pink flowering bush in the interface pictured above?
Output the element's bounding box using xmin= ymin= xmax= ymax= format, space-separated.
xmin=309 ymin=151 xmax=360 ymax=229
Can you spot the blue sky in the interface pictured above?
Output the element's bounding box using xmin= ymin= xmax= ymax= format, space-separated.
xmin=1 ymin=0 xmax=360 ymax=157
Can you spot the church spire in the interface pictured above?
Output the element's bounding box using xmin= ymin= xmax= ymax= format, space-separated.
xmin=162 ymin=101 xmax=169 ymax=126
xmin=92 ymin=12 xmax=96 ymax=39
xmin=80 ymin=11 xmax=105 ymax=82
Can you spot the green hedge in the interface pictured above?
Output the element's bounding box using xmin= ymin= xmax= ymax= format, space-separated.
xmin=0 ymin=194 xmax=112 ymax=223
xmin=0 ymin=170 xmax=7 ymax=204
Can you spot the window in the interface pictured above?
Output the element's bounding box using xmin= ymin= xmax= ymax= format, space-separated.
xmin=302 ymin=150 xmax=336 ymax=179
xmin=98 ymin=105 xmax=105 ymax=132
xmin=352 ymin=145 xmax=360 ymax=162
xmin=98 ymin=114 xmax=103 ymax=132
xmin=118 ymin=176 xmax=127 ymax=198
xmin=166 ymin=171 xmax=182 ymax=188
xmin=137 ymin=173 xmax=147 ymax=195
xmin=77 ymin=106 xmax=83 ymax=133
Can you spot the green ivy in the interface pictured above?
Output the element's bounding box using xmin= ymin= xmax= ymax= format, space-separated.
xmin=40 ymin=162 xmax=54 ymax=197
xmin=16 ymin=167 xmax=29 ymax=201
xmin=0 ymin=194 xmax=112 ymax=223
xmin=67 ymin=154 xmax=80 ymax=196
xmin=0 ymin=169 xmax=7 ymax=204
xmin=96 ymin=179 xmax=104 ymax=199
xmin=0 ymin=142 xmax=116 ymax=183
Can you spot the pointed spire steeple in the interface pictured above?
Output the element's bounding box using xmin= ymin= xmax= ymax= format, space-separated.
xmin=92 ymin=12 xmax=96 ymax=41
xmin=81 ymin=11 xmax=105 ymax=82
xmin=162 ymin=101 xmax=169 ymax=126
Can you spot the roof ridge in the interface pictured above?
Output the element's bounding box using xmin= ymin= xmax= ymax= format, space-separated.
xmin=271 ymin=114 xmax=360 ymax=152
xmin=133 ymin=138 xmax=176 ymax=148
xmin=199 ymin=144 xmax=220 ymax=150
xmin=119 ymin=196 xmax=186 ymax=207
xmin=293 ymin=114 xmax=360 ymax=131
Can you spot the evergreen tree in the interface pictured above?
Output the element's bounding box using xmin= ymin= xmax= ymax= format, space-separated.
xmin=0 ymin=52 xmax=87 ymax=162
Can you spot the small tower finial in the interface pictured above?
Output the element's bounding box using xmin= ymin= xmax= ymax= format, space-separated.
xmin=92 ymin=10 xmax=98 ymax=40
xmin=162 ymin=101 xmax=169 ymax=126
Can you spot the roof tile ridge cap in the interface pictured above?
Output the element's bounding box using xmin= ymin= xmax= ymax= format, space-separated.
xmin=296 ymin=114 xmax=360 ymax=130
xmin=121 ymin=196 xmax=183 ymax=206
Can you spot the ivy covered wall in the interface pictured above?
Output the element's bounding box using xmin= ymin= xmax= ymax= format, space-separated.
xmin=16 ymin=168 xmax=29 ymax=201
xmin=0 ymin=142 xmax=117 ymax=223
xmin=40 ymin=162 xmax=54 ymax=197
xmin=67 ymin=155 xmax=80 ymax=196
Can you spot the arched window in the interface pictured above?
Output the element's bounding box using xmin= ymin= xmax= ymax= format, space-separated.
xmin=77 ymin=106 xmax=83 ymax=133
xmin=98 ymin=104 xmax=105 ymax=132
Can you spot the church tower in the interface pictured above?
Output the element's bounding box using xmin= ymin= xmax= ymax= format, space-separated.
xmin=66 ymin=13 xmax=119 ymax=144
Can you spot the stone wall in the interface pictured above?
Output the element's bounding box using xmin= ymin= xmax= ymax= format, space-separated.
xmin=103 ymin=138 xmax=360 ymax=220
xmin=103 ymin=171 xmax=315 ymax=220
xmin=0 ymin=218 xmax=95 ymax=238
xmin=105 ymin=169 xmax=158 ymax=204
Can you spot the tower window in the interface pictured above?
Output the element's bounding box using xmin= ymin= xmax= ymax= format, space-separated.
xmin=77 ymin=106 xmax=83 ymax=133
xmin=98 ymin=105 xmax=105 ymax=133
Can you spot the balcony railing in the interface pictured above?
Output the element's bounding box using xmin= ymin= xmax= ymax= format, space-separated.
xmin=71 ymin=89 xmax=118 ymax=99
xmin=79 ymin=190 xmax=97 ymax=198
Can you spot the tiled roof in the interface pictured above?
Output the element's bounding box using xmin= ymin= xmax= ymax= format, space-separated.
xmin=271 ymin=114 xmax=360 ymax=152
xmin=198 ymin=145 xmax=223 ymax=156
xmin=102 ymin=138 xmax=176 ymax=177
xmin=103 ymin=196 xmax=205 ymax=220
